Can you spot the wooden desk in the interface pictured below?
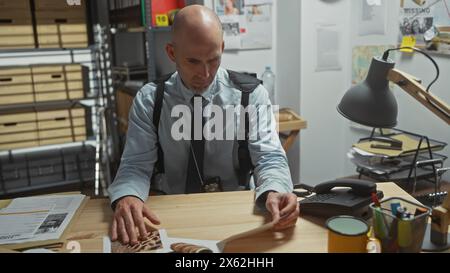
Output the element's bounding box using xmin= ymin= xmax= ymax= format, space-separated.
xmin=65 ymin=182 xmax=416 ymax=253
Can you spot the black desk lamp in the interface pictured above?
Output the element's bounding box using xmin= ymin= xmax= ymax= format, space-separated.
xmin=338 ymin=47 xmax=449 ymax=127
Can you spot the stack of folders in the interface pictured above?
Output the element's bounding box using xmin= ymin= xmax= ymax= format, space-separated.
xmin=348 ymin=133 xmax=447 ymax=176
xmin=0 ymin=193 xmax=88 ymax=251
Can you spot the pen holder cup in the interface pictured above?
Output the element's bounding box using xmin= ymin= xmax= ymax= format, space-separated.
xmin=370 ymin=197 xmax=430 ymax=253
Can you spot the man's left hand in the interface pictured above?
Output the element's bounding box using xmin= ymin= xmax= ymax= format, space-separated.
xmin=266 ymin=192 xmax=299 ymax=231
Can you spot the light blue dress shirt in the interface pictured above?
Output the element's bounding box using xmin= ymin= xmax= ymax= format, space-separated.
xmin=108 ymin=67 xmax=293 ymax=205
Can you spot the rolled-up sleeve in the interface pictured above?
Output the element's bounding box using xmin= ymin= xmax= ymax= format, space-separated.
xmin=247 ymin=85 xmax=294 ymax=203
xmin=108 ymin=84 xmax=158 ymax=204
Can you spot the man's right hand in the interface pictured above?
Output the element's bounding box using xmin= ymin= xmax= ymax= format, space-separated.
xmin=110 ymin=196 xmax=161 ymax=245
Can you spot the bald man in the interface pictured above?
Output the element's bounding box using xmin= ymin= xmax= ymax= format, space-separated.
xmin=108 ymin=5 xmax=299 ymax=245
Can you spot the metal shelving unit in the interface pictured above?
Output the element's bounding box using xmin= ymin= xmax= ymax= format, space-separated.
xmin=0 ymin=0 xmax=118 ymax=198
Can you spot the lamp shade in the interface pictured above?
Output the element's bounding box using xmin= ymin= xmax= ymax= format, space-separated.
xmin=337 ymin=57 xmax=398 ymax=128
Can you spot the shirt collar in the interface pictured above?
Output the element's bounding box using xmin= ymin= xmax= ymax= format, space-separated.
xmin=176 ymin=71 xmax=220 ymax=104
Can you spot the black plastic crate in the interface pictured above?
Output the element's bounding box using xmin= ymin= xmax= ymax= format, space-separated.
xmin=63 ymin=146 xmax=95 ymax=181
xmin=0 ymin=144 xmax=95 ymax=196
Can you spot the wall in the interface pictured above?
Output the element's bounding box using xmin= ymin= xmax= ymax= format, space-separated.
xmin=299 ymin=0 xmax=450 ymax=186
xmin=299 ymin=0 xmax=352 ymax=185
xmin=276 ymin=0 xmax=301 ymax=183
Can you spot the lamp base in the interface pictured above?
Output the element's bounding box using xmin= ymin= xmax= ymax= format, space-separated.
xmin=421 ymin=223 xmax=450 ymax=252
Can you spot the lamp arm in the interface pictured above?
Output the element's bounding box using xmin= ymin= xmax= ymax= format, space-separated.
xmin=387 ymin=69 xmax=450 ymax=125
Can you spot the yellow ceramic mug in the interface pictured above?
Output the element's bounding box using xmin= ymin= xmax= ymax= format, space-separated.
xmin=326 ymin=216 xmax=369 ymax=253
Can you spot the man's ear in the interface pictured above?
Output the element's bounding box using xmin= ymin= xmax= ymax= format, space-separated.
xmin=166 ymin=43 xmax=176 ymax=62
xmin=221 ymin=41 xmax=225 ymax=52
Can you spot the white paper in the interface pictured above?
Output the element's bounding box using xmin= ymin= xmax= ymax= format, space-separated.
xmin=241 ymin=4 xmax=272 ymax=49
xmin=0 ymin=210 xmax=49 ymax=245
xmin=221 ymin=16 xmax=242 ymax=50
xmin=348 ymin=150 xmax=388 ymax=175
xmin=316 ymin=24 xmax=342 ymax=72
xmin=1 ymin=194 xmax=85 ymax=244
xmin=358 ymin=0 xmax=387 ymax=36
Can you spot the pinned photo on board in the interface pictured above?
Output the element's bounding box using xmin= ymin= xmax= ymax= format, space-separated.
xmin=215 ymin=0 xmax=244 ymax=16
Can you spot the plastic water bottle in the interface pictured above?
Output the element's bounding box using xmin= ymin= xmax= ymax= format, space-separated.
xmin=262 ymin=66 xmax=275 ymax=104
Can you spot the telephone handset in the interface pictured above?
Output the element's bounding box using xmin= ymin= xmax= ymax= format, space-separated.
xmin=314 ymin=179 xmax=376 ymax=195
xmin=298 ymin=179 xmax=384 ymax=219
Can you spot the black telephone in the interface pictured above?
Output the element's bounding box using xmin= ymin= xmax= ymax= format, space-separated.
xmin=297 ymin=179 xmax=384 ymax=219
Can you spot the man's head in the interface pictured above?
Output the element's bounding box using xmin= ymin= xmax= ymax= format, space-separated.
xmin=166 ymin=5 xmax=224 ymax=93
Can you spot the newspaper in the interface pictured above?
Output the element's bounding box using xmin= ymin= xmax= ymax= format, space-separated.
xmin=0 ymin=194 xmax=85 ymax=245
xmin=0 ymin=209 xmax=50 ymax=244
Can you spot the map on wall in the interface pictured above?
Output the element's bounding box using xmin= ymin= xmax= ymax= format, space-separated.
xmin=352 ymin=45 xmax=395 ymax=85
xmin=399 ymin=0 xmax=450 ymax=55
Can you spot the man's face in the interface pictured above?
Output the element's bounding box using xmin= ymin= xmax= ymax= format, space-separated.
xmin=166 ymin=36 xmax=224 ymax=93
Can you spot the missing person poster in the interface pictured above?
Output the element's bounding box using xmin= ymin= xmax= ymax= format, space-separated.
xmin=399 ymin=0 xmax=450 ymax=54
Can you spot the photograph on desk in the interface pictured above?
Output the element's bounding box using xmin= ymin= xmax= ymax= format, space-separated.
xmin=111 ymin=230 xmax=163 ymax=253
